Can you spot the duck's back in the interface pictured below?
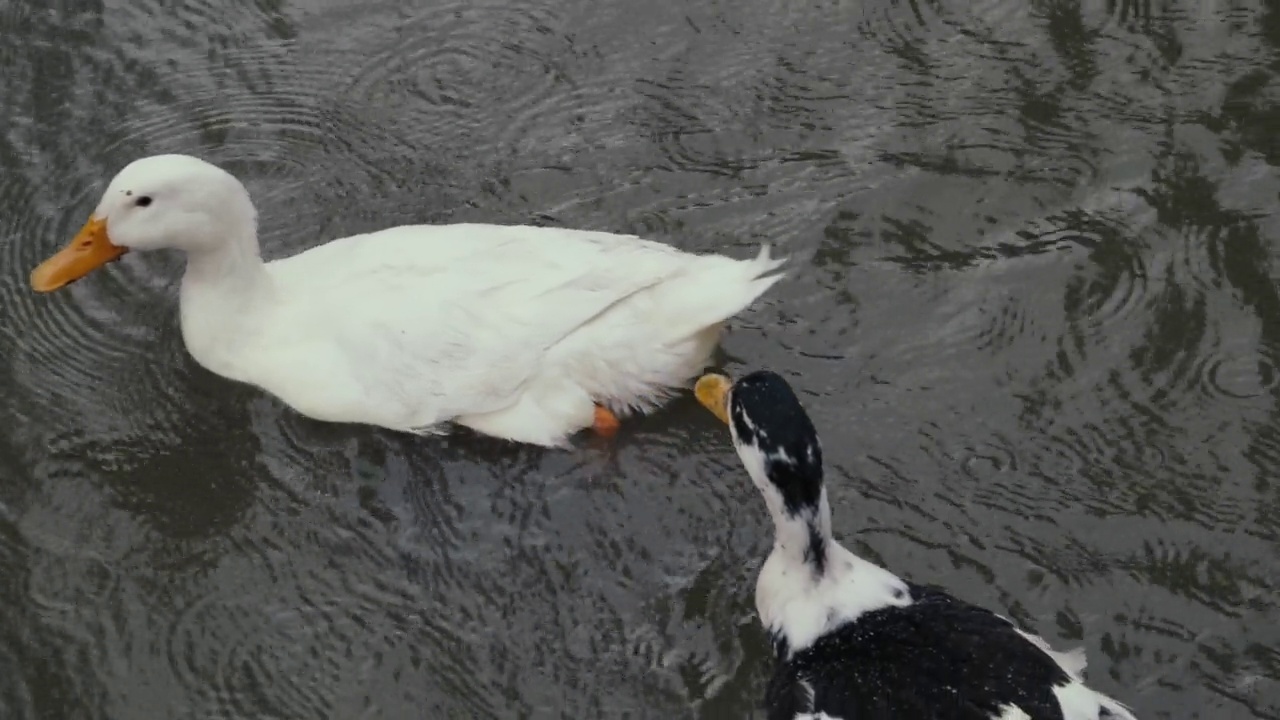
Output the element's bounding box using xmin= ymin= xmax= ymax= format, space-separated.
xmin=242 ymin=222 xmax=780 ymax=439
xmin=766 ymin=584 xmax=1135 ymax=720
xmin=266 ymin=223 xmax=685 ymax=282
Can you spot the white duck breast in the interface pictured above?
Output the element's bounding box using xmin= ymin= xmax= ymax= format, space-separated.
xmin=693 ymin=371 xmax=1139 ymax=720
xmin=30 ymin=155 xmax=785 ymax=446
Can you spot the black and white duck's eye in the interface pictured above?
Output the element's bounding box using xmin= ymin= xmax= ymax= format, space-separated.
xmin=136 ymin=196 xmax=153 ymax=208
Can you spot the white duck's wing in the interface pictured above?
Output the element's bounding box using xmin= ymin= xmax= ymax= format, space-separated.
xmin=265 ymin=224 xmax=693 ymax=429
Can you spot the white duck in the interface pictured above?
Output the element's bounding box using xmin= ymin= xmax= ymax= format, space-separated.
xmin=694 ymin=370 xmax=1139 ymax=720
xmin=30 ymin=154 xmax=784 ymax=446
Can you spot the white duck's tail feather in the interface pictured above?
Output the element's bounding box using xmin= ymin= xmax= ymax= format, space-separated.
xmin=652 ymin=244 xmax=786 ymax=339
xmin=551 ymin=243 xmax=785 ymax=418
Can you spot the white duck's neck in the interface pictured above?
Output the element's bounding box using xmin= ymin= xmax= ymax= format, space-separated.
xmin=178 ymin=223 xmax=273 ymax=381
xmin=183 ymin=228 xmax=267 ymax=289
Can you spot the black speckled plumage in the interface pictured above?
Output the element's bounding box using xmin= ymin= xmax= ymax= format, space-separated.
xmin=720 ymin=371 xmax=1133 ymax=720
xmin=729 ymin=372 xmax=825 ymax=516
xmin=765 ymin=583 xmax=1072 ymax=720
xmin=803 ymin=523 xmax=827 ymax=576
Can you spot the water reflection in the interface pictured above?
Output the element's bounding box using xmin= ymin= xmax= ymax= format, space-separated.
xmin=1 ymin=0 xmax=1279 ymax=717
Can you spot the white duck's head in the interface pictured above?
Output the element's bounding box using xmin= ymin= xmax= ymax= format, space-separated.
xmin=31 ymin=154 xmax=257 ymax=292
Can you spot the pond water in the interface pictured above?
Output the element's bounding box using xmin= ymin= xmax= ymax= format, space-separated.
xmin=1 ymin=0 xmax=1277 ymax=717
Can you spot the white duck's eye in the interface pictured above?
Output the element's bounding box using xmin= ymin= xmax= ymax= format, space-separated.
xmin=136 ymin=196 xmax=153 ymax=207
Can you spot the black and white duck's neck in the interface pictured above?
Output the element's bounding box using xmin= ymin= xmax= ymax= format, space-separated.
xmin=727 ymin=371 xmax=912 ymax=657
xmin=728 ymin=378 xmax=833 ymax=574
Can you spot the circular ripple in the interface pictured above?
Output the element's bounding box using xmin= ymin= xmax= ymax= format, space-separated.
xmin=960 ymin=441 xmax=1067 ymax=520
xmin=1200 ymin=353 xmax=1279 ymax=401
xmin=98 ymin=40 xmax=352 ymax=176
xmin=961 ymin=442 xmax=1017 ymax=481
xmin=1174 ymin=225 xmax=1234 ymax=296
xmin=0 ymin=182 xmax=52 ymax=280
xmin=856 ymin=0 xmax=950 ymax=56
xmin=96 ymin=28 xmax=446 ymax=241
xmin=339 ymin=3 xmax=568 ymax=152
xmin=8 ymin=243 xmax=193 ymax=455
xmin=1071 ymin=235 xmax=1151 ymax=337
xmin=25 ymin=545 xmax=119 ymax=619
xmin=159 ymin=522 xmax=382 ymax=718
xmin=975 ymin=297 xmax=1029 ymax=353
xmin=165 ymin=587 xmax=353 ymax=717
xmin=1023 ymin=412 xmax=1171 ymax=517
xmin=1025 ymin=429 xmax=1091 ymax=485
xmin=629 ymin=0 xmax=906 ymax=183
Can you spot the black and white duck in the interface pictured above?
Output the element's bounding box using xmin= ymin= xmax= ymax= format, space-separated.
xmin=694 ymin=370 xmax=1138 ymax=720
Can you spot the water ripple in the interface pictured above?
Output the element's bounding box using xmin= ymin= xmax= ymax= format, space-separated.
xmin=8 ymin=270 xmax=192 ymax=461
xmin=339 ymin=2 xmax=569 ymax=155
xmin=3 ymin=0 xmax=1279 ymax=717
xmin=1197 ymin=352 xmax=1279 ymax=401
xmin=165 ymin=569 xmax=352 ymax=716
xmin=1070 ymin=243 xmax=1151 ymax=339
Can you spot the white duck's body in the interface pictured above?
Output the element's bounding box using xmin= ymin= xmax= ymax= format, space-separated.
xmin=31 ymin=155 xmax=784 ymax=446
xmin=179 ymin=221 xmax=784 ymax=446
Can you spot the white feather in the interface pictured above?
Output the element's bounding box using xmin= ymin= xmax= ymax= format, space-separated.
xmin=994 ymin=705 xmax=1032 ymax=720
xmin=1013 ymin=629 xmax=1137 ymax=719
xmin=1016 ymin=629 xmax=1088 ymax=679
xmin=732 ymin=410 xmax=1138 ymax=720
xmin=1052 ymin=680 xmax=1139 ymax=720
xmin=733 ymin=439 xmax=910 ymax=657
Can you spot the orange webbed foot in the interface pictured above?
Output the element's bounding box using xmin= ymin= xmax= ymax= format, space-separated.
xmin=593 ymin=405 xmax=621 ymax=437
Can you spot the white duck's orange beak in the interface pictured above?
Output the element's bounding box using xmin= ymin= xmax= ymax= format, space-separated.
xmin=31 ymin=216 xmax=128 ymax=292
xmin=694 ymin=372 xmax=733 ymax=425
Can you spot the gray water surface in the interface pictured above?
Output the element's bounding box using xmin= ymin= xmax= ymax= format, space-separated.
xmin=1 ymin=0 xmax=1278 ymax=718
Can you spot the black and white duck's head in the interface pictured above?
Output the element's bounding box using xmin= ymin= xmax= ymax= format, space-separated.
xmin=696 ymin=370 xmax=825 ymax=520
